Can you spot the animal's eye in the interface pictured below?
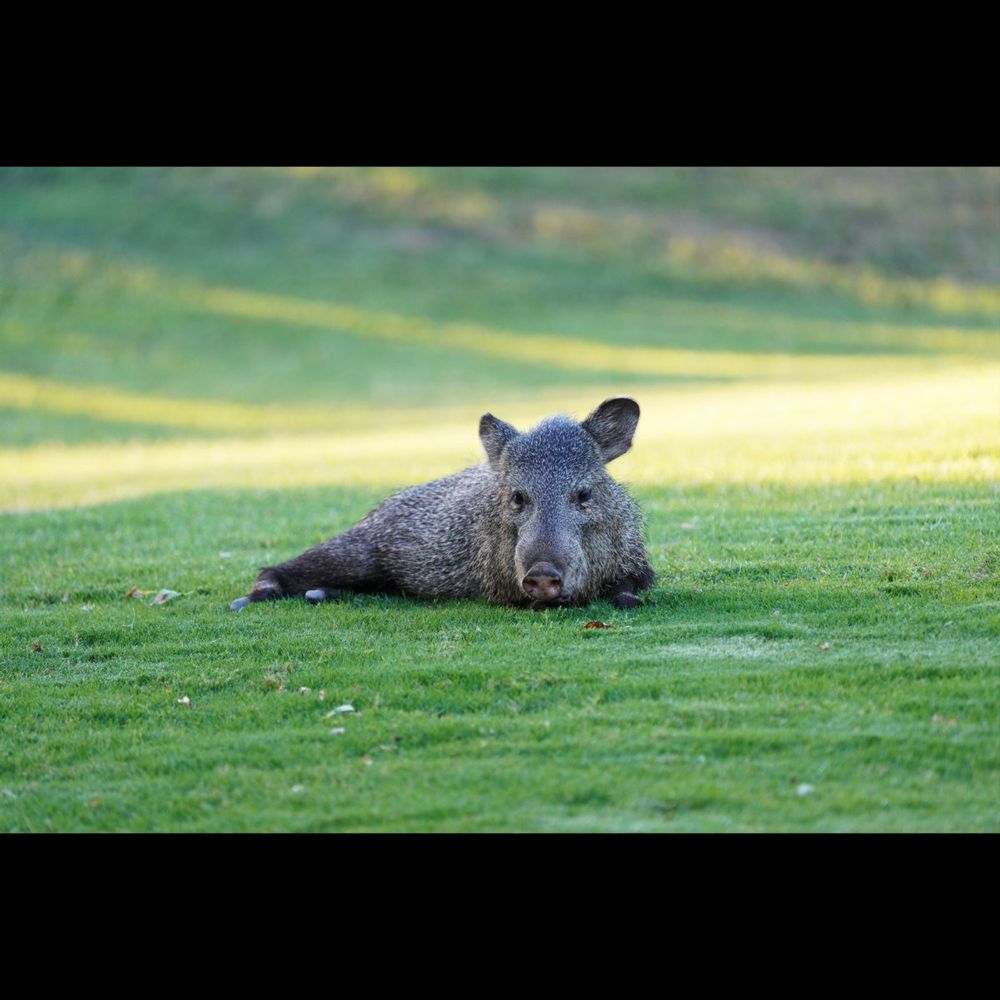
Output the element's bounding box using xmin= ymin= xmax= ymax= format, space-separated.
xmin=576 ymin=489 xmax=592 ymax=505
xmin=511 ymin=490 xmax=526 ymax=508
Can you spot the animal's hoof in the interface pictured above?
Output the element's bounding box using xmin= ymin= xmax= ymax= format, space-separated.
xmin=305 ymin=588 xmax=341 ymax=604
xmin=230 ymin=596 xmax=251 ymax=611
xmin=611 ymin=591 xmax=642 ymax=610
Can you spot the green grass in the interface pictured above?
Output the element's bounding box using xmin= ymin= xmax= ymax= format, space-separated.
xmin=0 ymin=167 xmax=997 ymax=832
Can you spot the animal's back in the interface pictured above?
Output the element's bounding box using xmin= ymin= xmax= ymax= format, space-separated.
xmin=363 ymin=463 xmax=497 ymax=599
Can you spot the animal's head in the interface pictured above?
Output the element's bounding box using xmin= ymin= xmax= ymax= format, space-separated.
xmin=479 ymin=397 xmax=640 ymax=606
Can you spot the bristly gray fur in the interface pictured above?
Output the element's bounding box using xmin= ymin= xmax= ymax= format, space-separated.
xmin=232 ymin=398 xmax=655 ymax=611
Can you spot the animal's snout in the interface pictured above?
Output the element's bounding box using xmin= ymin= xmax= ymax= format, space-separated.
xmin=522 ymin=563 xmax=564 ymax=602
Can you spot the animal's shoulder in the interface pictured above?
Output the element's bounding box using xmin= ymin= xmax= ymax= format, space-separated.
xmin=396 ymin=464 xmax=494 ymax=503
xmin=364 ymin=464 xmax=495 ymax=521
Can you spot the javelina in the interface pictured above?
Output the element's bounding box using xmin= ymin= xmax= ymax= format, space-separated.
xmin=230 ymin=397 xmax=654 ymax=612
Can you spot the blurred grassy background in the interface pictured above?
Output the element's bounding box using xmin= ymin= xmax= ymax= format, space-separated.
xmin=0 ymin=166 xmax=997 ymax=509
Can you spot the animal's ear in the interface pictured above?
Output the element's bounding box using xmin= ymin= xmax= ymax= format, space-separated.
xmin=479 ymin=413 xmax=519 ymax=469
xmin=581 ymin=397 xmax=640 ymax=463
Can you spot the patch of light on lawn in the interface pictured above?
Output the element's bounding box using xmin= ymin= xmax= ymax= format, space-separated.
xmin=665 ymin=236 xmax=1000 ymax=318
xmin=262 ymin=171 xmax=1000 ymax=320
xmin=1 ymin=365 xmax=996 ymax=511
xmin=272 ymin=166 xmax=500 ymax=226
xmin=4 ymin=245 xmax=997 ymax=387
xmin=0 ymin=370 xmax=483 ymax=435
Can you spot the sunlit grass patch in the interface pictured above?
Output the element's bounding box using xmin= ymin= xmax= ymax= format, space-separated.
xmin=275 ymin=166 xmax=501 ymax=227
xmin=663 ymin=235 xmax=1000 ymax=317
xmin=263 ymin=166 xmax=1000 ymax=319
xmin=1 ymin=364 xmax=996 ymax=510
xmin=2 ymin=244 xmax=997 ymax=418
xmin=12 ymin=245 xmax=996 ymax=381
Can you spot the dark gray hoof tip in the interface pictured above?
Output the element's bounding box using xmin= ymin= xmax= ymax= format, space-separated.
xmin=230 ymin=597 xmax=251 ymax=611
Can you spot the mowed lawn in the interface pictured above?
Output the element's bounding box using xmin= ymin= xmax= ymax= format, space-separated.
xmin=0 ymin=167 xmax=997 ymax=832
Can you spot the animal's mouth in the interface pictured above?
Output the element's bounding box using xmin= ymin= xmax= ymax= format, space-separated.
xmin=528 ymin=593 xmax=573 ymax=611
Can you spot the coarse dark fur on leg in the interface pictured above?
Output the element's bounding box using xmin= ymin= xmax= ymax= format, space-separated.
xmin=603 ymin=562 xmax=656 ymax=610
xmin=230 ymin=525 xmax=386 ymax=611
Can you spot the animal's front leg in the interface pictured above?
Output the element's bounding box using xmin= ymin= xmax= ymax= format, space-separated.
xmin=610 ymin=589 xmax=642 ymax=610
xmin=603 ymin=572 xmax=652 ymax=610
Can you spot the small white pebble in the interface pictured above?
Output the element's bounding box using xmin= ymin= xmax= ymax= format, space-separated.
xmin=796 ymin=783 xmax=815 ymax=797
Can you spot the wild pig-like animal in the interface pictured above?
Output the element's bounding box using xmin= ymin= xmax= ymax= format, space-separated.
xmin=230 ymin=397 xmax=654 ymax=612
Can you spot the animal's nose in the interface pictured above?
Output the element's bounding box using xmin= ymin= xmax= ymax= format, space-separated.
xmin=522 ymin=563 xmax=563 ymax=601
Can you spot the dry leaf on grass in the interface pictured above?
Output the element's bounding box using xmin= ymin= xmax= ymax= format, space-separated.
xmin=583 ymin=621 xmax=614 ymax=629
xmin=150 ymin=589 xmax=181 ymax=605
xmin=31 ymin=641 xmax=42 ymax=653
xmin=126 ymin=587 xmax=150 ymax=600
xmin=361 ymin=756 xmax=374 ymax=766
xmin=818 ymin=641 xmax=830 ymax=650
